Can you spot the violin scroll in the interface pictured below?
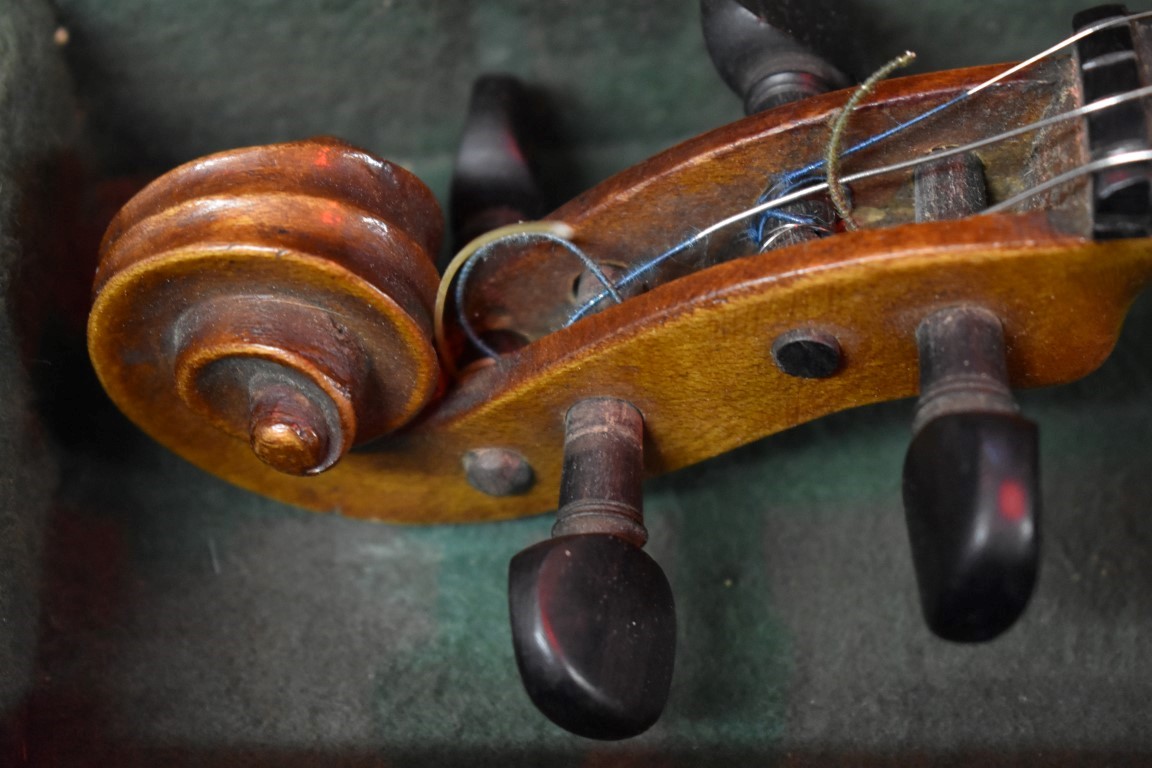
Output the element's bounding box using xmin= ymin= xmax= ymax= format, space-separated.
xmin=89 ymin=138 xmax=444 ymax=476
xmin=79 ymin=2 xmax=1152 ymax=744
xmin=85 ymin=53 xmax=1152 ymax=522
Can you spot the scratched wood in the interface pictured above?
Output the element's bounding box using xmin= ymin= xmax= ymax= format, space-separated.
xmin=88 ymin=59 xmax=1152 ymax=522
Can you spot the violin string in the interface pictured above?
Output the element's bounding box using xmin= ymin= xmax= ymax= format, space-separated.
xmin=566 ymin=9 xmax=1152 ymax=326
xmin=440 ymin=223 xmax=619 ymax=365
xmin=758 ymin=222 xmax=834 ymax=252
xmin=826 ymin=51 xmax=918 ymax=230
xmin=564 ymin=94 xmax=1150 ymax=327
xmin=830 ymin=82 xmax=1152 ymax=187
xmin=443 ymin=10 xmax=1152 ymax=357
xmin=968 ymin=8 xmax=1152 ymax=96
xmin=564 ymin=105 xmax=1149 ymax=326
xmin=983 ymin=149 xmax=1152 ymax=214
xmin=436 ymin=221 xmax=579 ymax=369
xmin=453 ymin=229 xmax=621 ymax=360
xmin=778 ymin=6 xmax=1152 ymax=184
xmin=744 ymin=8 xmax=1152 ymax=222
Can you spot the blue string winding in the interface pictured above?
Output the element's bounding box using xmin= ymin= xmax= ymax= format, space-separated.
xmin=455 ymin=230 xmax=621 ymax=359
xmin=566 ymin=92 xmax=970 ymax=326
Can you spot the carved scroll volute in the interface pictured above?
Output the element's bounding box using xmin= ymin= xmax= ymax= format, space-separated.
xmin=89 ymin=138 xmax=444 ymax=475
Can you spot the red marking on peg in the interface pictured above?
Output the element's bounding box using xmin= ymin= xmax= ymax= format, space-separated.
xmin=998 ymin=478 xmax=1028 ymax=523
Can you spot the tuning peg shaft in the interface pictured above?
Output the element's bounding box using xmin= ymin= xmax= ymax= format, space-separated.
xmin=509 ymin=399 xmax=676 ymax=740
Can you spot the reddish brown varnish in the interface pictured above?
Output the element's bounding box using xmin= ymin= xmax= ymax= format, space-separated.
xmin=89 ymin=61 xmax=1152 ymax=522
xmin=91 ymin=138 xmax=443 ymax=477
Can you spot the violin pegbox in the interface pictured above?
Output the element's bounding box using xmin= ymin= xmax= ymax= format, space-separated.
xmin=89 ymin=138 xmax=444 ymax=477
xmin=82 ymin=2 xmax=1152 ymax=744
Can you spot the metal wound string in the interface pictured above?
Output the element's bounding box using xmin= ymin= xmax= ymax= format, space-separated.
xmin=567 ymin=11 xmax=1152 ymax=325
xmin=746 ymin=9 xmax=1152 ymax=244
xmin=440 ymin=10 xmax=1152 ymax=359
xmin=983 ymin=149 xmax=1152 ymax=214
xmin=437 ymin=222 xmax=621 ymax=365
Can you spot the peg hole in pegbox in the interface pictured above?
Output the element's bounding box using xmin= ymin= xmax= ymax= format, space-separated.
xmin=88 ymin=138 xmax=445 ymax=476
xmin=570 ymin=261 xmax=627 ymax=306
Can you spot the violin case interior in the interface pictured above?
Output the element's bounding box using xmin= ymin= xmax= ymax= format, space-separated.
xmin=2 ymin=0 xmax=1151 ymax=763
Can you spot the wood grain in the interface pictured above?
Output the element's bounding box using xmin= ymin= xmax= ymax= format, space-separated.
xmin=88 ymin=60 xmax=1152 ymax=522
xmin=90 ymin=138 xmax=443 ymax=476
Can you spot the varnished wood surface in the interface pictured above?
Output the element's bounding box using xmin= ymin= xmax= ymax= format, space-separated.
xmin=92 ymin=213 xmax=1152 ymax=521
xmin=90 ymin=139 xmax=444 ymax=476
xmin=457 ymin=59 xmax=1084 ymax=342
xmin=88 ymin=60 xmax=1152 ymax=522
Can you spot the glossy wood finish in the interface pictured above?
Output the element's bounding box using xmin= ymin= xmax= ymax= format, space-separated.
xmin=95 ymin=213 xmax=1152 ymax=521
xmin=90 ymin=138 xmax=443 ymax=476
xmin=88 ymin=60 xmax=1152 ymax=521
xmin=455 ymin=60 xmax=1087 ymax=343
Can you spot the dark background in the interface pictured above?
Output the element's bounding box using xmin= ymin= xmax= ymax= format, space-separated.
xmin=3 ymin=1 xmax=1152 ymax=765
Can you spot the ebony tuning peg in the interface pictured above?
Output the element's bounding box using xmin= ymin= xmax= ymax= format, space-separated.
xmin=903 ymin=306 xmax=1040 ymax=642
xmin=901 ymin=151 xmax=1040 ymax=643
xmin=508 ymin=398 xmax=676 ymax=740
xmin=700 ymin=0 xmax=849 ymax=114
xmin=449 ymin=74 xmax=544 ymax=253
